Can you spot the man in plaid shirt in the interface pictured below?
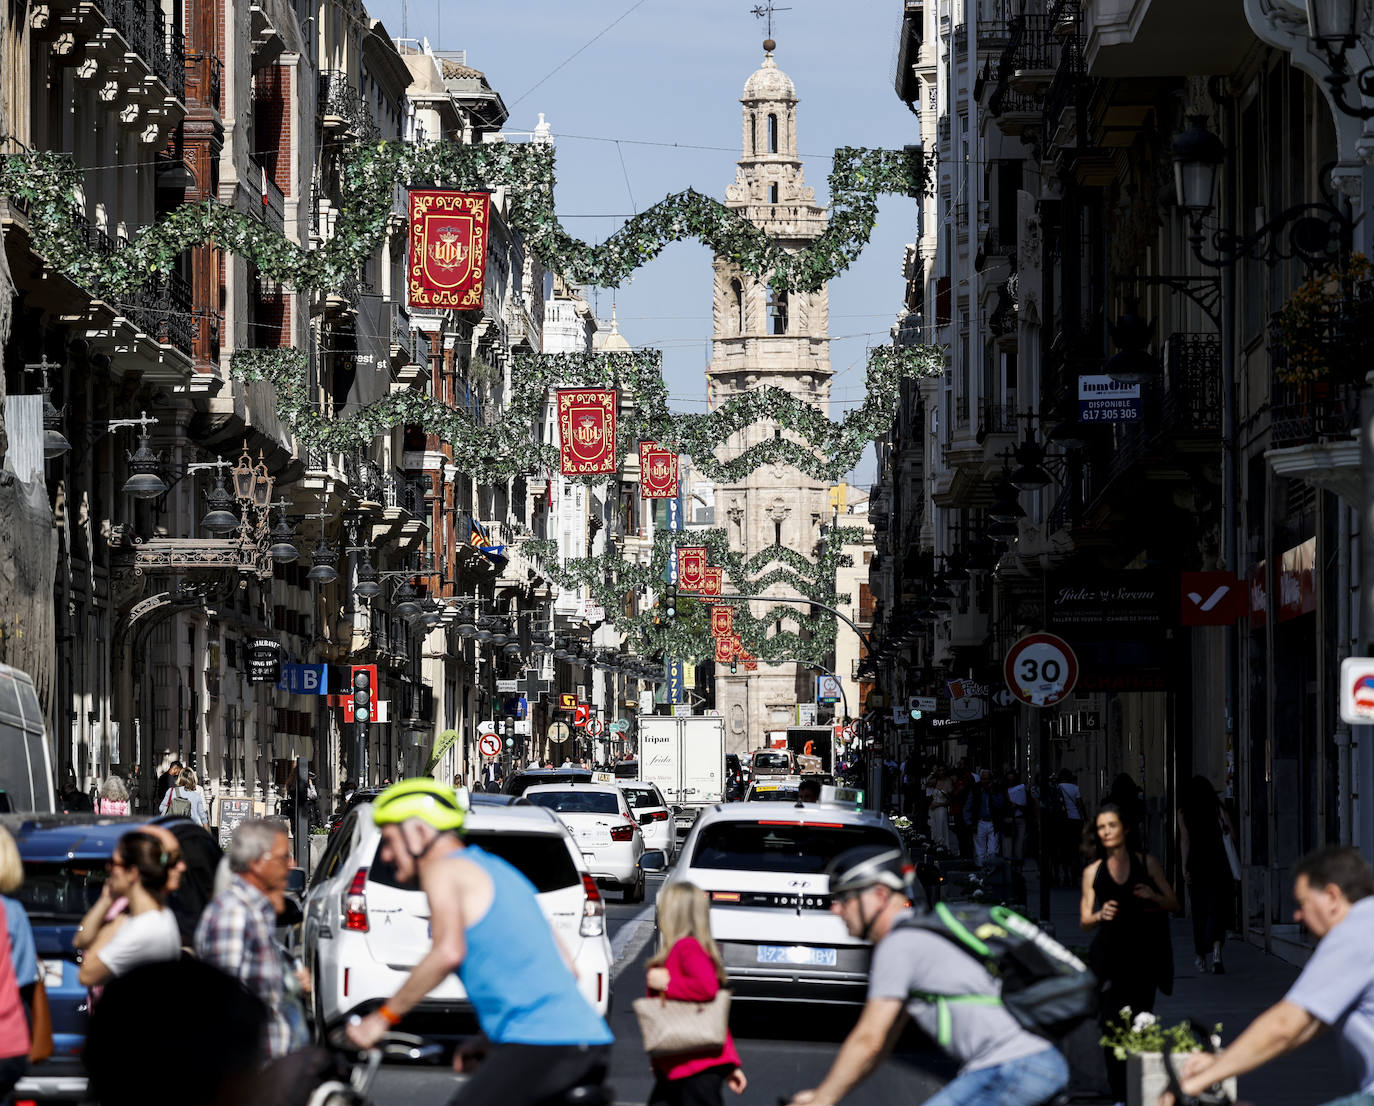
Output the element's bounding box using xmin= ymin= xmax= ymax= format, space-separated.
xmin=195 ymin=818 xmax=307 ymax=1059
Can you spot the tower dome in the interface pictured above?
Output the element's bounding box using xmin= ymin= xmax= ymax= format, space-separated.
xmin=742 ymin=49 xmax=795 ymax=102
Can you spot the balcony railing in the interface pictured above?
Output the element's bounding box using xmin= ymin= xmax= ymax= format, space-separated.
xmin=1271 ymin=383 xmax=1361 ymax=449
xmin=1162 ymin=333 xmax=1222 ymax=435
xmin=100 ymin=0 xmax=185 ymax=102
xmin=318 ymin=70 xmax=379 ymax=140
xmin=979 ymin=403 xmax=1017 ymax=436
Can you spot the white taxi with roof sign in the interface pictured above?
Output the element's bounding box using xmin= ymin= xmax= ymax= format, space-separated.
xmin=652 ymin=790 xmax=904 ymax=1004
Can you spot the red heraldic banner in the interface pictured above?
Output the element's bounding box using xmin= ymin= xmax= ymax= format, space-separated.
xmin=557 ymin=389 xmax=618 ymax=476
xmin=677 ymin=546 xmax=708 ymax=592
xmin=710 ymin=605 xmax=734 ymax=638
xmin=700 ymin=567 xmax=723 ymax=597
xmin=639 ymin=441 xmax=680 ymax=499
xmin=408 ymin=190 xmax=490 ymax=310
xmin=714 ymin=633 xmax=741 ymax=663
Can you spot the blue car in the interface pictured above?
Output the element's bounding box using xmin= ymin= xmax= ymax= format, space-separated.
xmin=3 ymin=813 xmax=220 ymax=1102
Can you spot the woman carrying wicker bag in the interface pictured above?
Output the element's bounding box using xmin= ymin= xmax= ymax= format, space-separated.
xmin=642 ymin=883 xmax=746 ymax=1106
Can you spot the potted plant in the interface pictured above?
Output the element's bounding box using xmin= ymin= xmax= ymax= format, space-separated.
xmin=1270 ymin=253 xmax=1374 ymax=387
xmin=1101 ymin=1008 xmax=1233 ymax=1106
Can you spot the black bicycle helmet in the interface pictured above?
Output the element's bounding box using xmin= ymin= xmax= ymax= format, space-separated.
xmin=826 ymin=845 xmax=911 ymax=895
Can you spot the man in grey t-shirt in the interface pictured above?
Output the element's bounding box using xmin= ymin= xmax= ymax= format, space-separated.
xmin=790 ymin=846 xmax=1068 ymax=1106
xmin=1171 ymin=846 xmax=1374 ymax=1106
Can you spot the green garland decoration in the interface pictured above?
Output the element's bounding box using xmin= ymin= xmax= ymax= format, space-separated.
xmin=228 ymin=344 xmax=946 ymax=486
xmin=0 ymin=143 xmax=930 ymax=297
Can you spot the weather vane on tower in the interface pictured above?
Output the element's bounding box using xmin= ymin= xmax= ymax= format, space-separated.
xmin=750 ymin=0 xmax=791 ymax=48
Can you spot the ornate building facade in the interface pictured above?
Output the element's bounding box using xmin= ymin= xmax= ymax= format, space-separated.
xmin=708 ymin=46 xmax=833 ymax=752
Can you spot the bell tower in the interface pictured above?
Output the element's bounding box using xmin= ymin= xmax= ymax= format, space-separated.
xmin=707 ymin=43 xmax=833 ymax=753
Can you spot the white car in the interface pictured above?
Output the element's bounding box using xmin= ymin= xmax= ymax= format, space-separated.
xmin=617 ymin=780 xmax=675 ymax=862
xmin=523 ymin=783 xmax=646 ymax=901
xmin=657 ymin=799 xmax=904 ymax=1005
xmin=744 ymin=775 xmax=802 ymax=802
xmin=300 ymin=798 xmax=614 ymax=1031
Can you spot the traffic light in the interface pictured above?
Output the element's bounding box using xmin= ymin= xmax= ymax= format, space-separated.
xmin=350 ymin=664 xmax=377 ymax=724
xmin=729 ymin=655 xmax=738 ymax=674
xmin=664 ymin=583 xmax=678 ymax=620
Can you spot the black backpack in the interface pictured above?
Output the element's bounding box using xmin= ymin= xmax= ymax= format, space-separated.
xmin=894 ymin=902 xmax=1097 ymax=1043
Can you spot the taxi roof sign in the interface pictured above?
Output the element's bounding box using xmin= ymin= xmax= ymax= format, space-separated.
xmin=819 ymin=784 xmax=864 ymax=811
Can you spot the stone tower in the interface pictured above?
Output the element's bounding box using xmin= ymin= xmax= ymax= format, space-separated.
xmin=708 ymin=44 xmax=832 ymax=754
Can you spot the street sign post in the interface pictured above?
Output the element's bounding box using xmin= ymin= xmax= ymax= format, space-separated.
xmin=1004 ymin=632 xmax=1079 ymax=707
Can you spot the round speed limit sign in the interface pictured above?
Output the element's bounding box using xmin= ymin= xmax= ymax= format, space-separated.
xmin=1004 ymin=632 xmax=1079 ymax=708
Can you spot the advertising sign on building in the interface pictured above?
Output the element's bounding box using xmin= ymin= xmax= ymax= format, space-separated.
xmin=1278 ymin=537 xmax=1316 ymax=623
xmin=1077 ymin=375 xmax=1142 ymax=422
xmin=1180 ymin=571 xmax=1240 ymax=626
xmin=278 ymin=664 xmax=328 ymax=695
xmin=1048 ymin=570 xmax=1167 ymax=633
xmin=247 ymin=639 xmax=281 ymax=684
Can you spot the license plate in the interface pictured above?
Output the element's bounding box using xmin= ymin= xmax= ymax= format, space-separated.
xmin=577 ymin=830 xmax=610 ymax=846
xmin=756 ymin=945 xmax=837 ymax=966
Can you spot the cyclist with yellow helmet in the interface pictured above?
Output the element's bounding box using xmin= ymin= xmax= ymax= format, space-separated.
xmin=346 ymin=778 xmax=613 ymax=1104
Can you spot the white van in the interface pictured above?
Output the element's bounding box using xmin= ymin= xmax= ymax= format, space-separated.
xmin=0 ymin=664 xmax=55 ymax=813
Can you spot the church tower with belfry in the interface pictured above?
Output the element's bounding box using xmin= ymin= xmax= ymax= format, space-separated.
xmin=707 ymin=40 xmax=833 ymax=754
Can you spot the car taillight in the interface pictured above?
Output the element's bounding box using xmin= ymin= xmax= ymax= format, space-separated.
xmin=580 ymin=873 xmax=605 ymax=937
xmin=343 ymin=868 xmax=369 ymax=932
xmin=647 ymin=811 xmax=669 ymax=822
xmin=610 ymin=822 xmax=636 ymax=842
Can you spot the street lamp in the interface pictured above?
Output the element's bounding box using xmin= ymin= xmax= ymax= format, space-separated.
xmin=122 ymin=427 xmax=167 ymax=499
xmin=1009 ymin=434 xmax=1052 ymax=491
xmin=268 ymin=502 xmax=300 ymax=563
xmin=200 ymin=469 xmax=240 ymax=535
xmin=1171 ymin=116 xmax=1352 ymax=268
xmin=354 ymin=548 xmax=382 ymax=600
xmin=394 ymin=581 xmax=423 ymax=621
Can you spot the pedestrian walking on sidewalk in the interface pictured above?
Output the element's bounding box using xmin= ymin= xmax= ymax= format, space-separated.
xmin=1081 ymin=803 xmax=1180 ymax=1103
xmin=643 ymin=883 xmax=746 ymax=1106
xmin=96 ymin=777 xmax=130 ymax=817
xmin=0 ymin=827 xmax=36 ymax=1099
xmin=1165 ymin=846 xmax=1374 ymax=1106
xmin=1002 ymin=772 xmax=1030 ymax=860
xmin=159 ymin=767 xmax=208 ymax=827
xmin=1177 ymin=775 xmax=1237 ymax=975
xmin=965 ymin=770 xmax=1005 ymax=864
xmin=1055 ymin=769 xmax=1086 ymax=886
xmin=925 ymin=766 xmax=953 ymax=851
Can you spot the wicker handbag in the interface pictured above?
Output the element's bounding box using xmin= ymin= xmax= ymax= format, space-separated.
xmin=632 ymin=990 xmax=732 ymax=1057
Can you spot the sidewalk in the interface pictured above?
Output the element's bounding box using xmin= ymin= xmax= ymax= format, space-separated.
xmin=1028 ymin=873 xmax=1346 ymax=1105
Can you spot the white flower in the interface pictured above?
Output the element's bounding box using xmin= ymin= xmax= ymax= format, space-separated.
xmin=1119 ymin=1006 xmax=1133 ymax=1018
xmin=1132 ymin=1012 xmax=1158 ymax=1032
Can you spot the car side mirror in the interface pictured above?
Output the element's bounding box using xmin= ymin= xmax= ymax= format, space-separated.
xmin=286 ymin=867 xmax=307 ymax=895
xmin=640 ymin=850 xmax=668 ymax=872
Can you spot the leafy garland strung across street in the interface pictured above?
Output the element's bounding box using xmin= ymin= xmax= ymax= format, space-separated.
xmin=0 ymin=143 xmax=930 ymax=297
xmin=228 ymin=344 xmax=946 ymax=485
xmin=522 ymin=527 xmax=860 ymax=664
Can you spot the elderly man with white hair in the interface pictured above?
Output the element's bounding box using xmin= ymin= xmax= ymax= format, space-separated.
xmin=194 ymin=819 xmax=306 ymax=1059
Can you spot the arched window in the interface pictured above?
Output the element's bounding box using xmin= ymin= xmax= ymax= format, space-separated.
xmin=768 ymin=288 xmax=788 ymax=335
xmin=767 ymin=114 xmax=778 ymax=153
xmin=730 ymin=279 xmax=744 ymax=333
xmin=768 ymin=182 xmax=779 ymax=204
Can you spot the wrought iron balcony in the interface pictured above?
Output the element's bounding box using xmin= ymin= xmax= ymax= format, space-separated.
xmin=1162 ymin=333 xmax=1222 ymax=436
xmin=318 ymin=70 xmax=379 ymax=140
xmin=1271 ymin=383 xmax=1361 ymax=449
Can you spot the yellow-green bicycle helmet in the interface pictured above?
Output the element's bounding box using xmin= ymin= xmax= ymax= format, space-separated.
xmin=371 ymin=778 xmax=467 ymax=833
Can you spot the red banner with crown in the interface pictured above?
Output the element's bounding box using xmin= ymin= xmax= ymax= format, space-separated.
xmin=700 ymin=566 xmax=723 ymax=597
xmin=714 ymin=632 xmax=740 ymax=663
xmin=557 ymin=389 xmax=618 ymax=476
xmin=677 ymin=546 xmax=708 ymax=592
xmin=407 ymin=190 xmax=490 ymax=310
xmin=710 ymin=605 xmax=734 ymax=638
xmin=638 ymin=441 xmax=680 ymax=499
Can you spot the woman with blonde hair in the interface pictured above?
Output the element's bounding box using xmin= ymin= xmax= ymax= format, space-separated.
xmin=97 ymin=777 xmax=130 ymax=817
xmin=644 ymin=882 xmax=746 ymax=1106
xmin=159 ymin=767 xmax=207 ymax=827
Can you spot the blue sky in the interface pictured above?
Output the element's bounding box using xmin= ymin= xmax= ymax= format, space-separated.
xmin=372 ymin=0 xmax=920 ymax=486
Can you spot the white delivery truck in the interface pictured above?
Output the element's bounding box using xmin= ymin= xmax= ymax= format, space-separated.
xmin=637 ymin=714 xmax=726 ymax=837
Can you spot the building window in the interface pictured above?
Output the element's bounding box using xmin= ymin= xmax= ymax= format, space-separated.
xmin=769 ymin=182 xmax=779 ymax=204
xmin=774 ymin=520 xmax=782 ymax=545
xmin=767 ymin=113 xmax=778 ymax=153
xmin=731 ymin=278 xmax=744 ymax=333
xmin=751 ymin=116 xmax=757 ymax=154
xmin=768 ymin=288 xmax=788 ymax=334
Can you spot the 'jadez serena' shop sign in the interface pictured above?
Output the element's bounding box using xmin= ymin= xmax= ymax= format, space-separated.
xmin=1048 ymin=571 xmax=1167 ymax=632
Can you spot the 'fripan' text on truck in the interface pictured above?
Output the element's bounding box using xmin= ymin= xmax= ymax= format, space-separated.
xmin=636 ymin=714 xmax=726 ymax=836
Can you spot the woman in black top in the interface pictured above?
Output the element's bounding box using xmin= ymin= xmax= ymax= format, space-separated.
xmin=1081 ymin=803 xmax=1181 ymax=1101
xmin=1177 ymin=775 xmax=1237 ymax=975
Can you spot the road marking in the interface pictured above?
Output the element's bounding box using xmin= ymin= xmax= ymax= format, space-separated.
xmin=610 ymin=904 xmax=656 ymax=980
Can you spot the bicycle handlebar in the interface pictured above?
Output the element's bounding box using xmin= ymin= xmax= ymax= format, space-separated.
xmin=1161 ymin=1019 xmax=1232 ymax=1106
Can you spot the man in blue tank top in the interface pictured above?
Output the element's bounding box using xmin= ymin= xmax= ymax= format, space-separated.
xmin=347 ymin=778 xmax=613 ymax=1105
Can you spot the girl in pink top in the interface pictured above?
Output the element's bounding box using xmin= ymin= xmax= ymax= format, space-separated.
xmin=644 ymin=882 xmax=746 ymax=1106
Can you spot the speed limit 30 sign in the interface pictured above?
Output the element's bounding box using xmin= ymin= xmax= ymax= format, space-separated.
xmin=1004 ymin=632 xmax=1079 ymax=707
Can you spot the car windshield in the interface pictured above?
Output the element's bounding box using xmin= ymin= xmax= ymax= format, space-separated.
xmin=691 ymin=821 xmax=901 ymax=874
xmin=612 ymin=762 xmax=638 ymax=779
xmin=526 ymin=791 xmax=620 ymax=815
xmin=17 ymin=860 xmax=109 ymax=922
xmin=752 ymin=752 xmax=791 ymax=770
xmin=371 ymin=832 xmax=580 ymax=893
xmin=621 ymin=788 xmax=663 ymax=811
